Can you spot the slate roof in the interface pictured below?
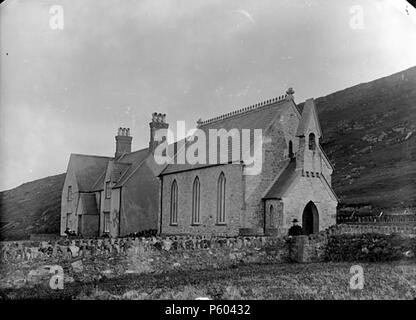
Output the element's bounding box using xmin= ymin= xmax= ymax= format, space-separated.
xmin=263 ymin=159 xmax=337 ymax=200
xmin=263 ymin=160 xmax=299 ymax=199
xmin=90 ymin=160 xmax=133 ymax=191
xmin=318 ymin=144 xmax=334 ymax=170
xmin=79 ymin=193 xmax=99 ymax=215
xmin=113 ymin=148 xmax=151 ymax=187
xmin=91 ymin=171 xmax=106 ymax=191
xmin=296 ymin=103 xmax=305 ymax=114
xmin=161 ymin=98 xmax=293 ymax=175
xmin=71 ymin=146 xmax=160 ymax=191
xmin=110 ymin=162 xmax=131 ymax=182
xmin=70 ymin=154 xmax=111 ymax=192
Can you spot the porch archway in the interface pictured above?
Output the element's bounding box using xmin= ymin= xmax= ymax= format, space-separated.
xmin=302 ymin=201 xmax=319 ymax=235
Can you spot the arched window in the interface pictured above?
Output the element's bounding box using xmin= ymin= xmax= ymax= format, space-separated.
xmin=217 ymin=172 xmax=226 ymax=224
xmin=288 ymin=140 xmax=294 ymax=159
xmin=269 ymin=205 xmax=275 ymax=228
xmin=192 ymin=177 xmax=200 ymax=225
xmin=308 ymin=133 xmax=316 ymax=150
xmin=170 ymin=180 xmax=178 ymax=225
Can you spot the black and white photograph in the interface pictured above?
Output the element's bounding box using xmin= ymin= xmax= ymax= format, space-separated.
xmin=0 ymin=0 xmax=416 ymax=309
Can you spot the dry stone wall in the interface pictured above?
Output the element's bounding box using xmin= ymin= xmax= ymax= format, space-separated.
xmin=1 ymin=223 xmax=415 ymax=290
xmin=288 ymin=225 xmax=416 ymax=263
xmin=0 ymin=235 xmax=289 ymax=290
xmin=325 ymin=233 xmax=416 ymax=262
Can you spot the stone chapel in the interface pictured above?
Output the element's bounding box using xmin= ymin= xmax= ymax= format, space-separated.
xmin=61 ymin=88 xmax=338 ymax=237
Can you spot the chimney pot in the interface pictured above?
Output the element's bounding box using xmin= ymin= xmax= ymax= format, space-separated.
xmin=149 ymin=112 xmax=169 ymax=152
xmin=115 ymin=127 xmax=132 ymax=158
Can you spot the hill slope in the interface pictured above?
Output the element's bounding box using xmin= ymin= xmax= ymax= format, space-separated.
xmin=313 ymin=66 xmax=416 ymax=212
xmin=0 ymin=174 xmax=65 ymax=240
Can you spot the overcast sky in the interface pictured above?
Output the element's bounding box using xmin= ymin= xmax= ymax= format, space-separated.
xmin=1 ymin=0 xmax=415 ymax=191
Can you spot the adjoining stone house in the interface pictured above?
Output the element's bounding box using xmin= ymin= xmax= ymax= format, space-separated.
xmin=60 ymin=114 xmax=169 ymax=237
xmin=159 ymin=89 xmax=338 ymax=237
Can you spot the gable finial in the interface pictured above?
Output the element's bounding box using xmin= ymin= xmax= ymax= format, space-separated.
xmin=286 ymin=87 xmax=295 ymax=101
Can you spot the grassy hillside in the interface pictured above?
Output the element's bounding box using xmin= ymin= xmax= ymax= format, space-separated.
xmin=314 ymin=66 xmax=416 ymax=213
xmin=0 ymin=174 xmax=65 ymax=240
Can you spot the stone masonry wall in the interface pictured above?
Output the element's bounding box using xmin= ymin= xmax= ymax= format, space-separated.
xmin=243 ymin=111 xmax=294 ymax=234
xmin=288 ymin=224 xmax=416 ymax=263
xmin=161 ymin=164 xmax=244 ymax=236
xmin=2 ymin=224 xmax=415 ymax=289
xmin=0 ymin=235 xmax=289 ymax=290
xmin=60 ymin=166 xmax=79 ymax=236
xmin=283 ymin=175 xmax=337 ymax=235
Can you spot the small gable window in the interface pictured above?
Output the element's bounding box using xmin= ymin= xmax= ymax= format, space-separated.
xmin=105 ymin=181 xmax=111 ymax=199
xmin=170 ymin=180 xmax=178 ymax=225
xmin=308 ymin=133 xmax=316 ymax=151
xmin=191 ymin=177 xmax=200 ymax=225
xmin=67 ymin=186 xmax=72 ymax=201
xmin=217 ymin=172 xmax=226 ymax=224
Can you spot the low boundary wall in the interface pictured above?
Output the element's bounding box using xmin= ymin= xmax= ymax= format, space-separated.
xmin=1 ymin=224 xmax=414 ymax=289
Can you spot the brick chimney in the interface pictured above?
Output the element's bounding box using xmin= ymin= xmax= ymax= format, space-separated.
xmin=149 ymin=112 xmax=169 ymax=152
xmin=115 ymin=127 xmax=132 ymax=158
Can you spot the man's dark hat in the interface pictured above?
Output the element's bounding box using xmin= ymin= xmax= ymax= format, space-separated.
xmin=292 ymin=219 xmax=299 ymax=223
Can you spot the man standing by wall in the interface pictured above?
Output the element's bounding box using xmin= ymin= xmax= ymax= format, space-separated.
xmin=288 ymin=219 xmax=303 ymax=236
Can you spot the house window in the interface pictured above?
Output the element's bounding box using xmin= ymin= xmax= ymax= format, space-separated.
xmin=288 ymin=140 xmax=294 ymax=159
xmin=105 ymin=181 xmax=111 ymax=198
xmin=308 ymin=133 xmax=316 ymax=150
xmin=104 ymin=212 xmax=110 ymax=233
xmin=192 ymin=177 xmax=200 ymax=225
xmin=217 ymin=172 xmax=226 ymax=224
xmin=67 ymin=186 xmax=72 ymax=201
xmin=170 ymin=180 xmax=178 ymax=225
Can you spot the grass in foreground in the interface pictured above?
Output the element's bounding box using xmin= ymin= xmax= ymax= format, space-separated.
xmin=1 ymin=261 xmax=415 ymax=300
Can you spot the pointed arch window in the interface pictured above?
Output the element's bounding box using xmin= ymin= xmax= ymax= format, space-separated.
xmin=288 ymin=140 xmax=294 ymax=159
xmin=269 ymin=205 xmax=275 ymax=228
xmin=217 ymin=172 xmax=226 ymax=224
xmin=67 ymin=186 xmax=72 ymax=201
xmin=105 ymin=181 xmax=111 ymax=198
xmin=170 ymin=180 xmax=178 ymax=225
xmin=308 ymin=133 xmax=316 ymax=150
xmin=191 ymin=177 xmax=200 ymax=225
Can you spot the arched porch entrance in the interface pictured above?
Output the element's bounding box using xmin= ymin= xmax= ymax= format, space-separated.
xmin=302 ymin=201 xmax=319 ymax=235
